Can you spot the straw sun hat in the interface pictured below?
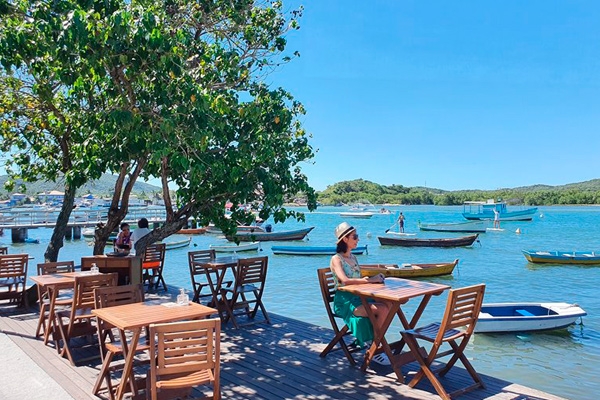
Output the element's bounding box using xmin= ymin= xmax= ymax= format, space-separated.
xmin=335 ymin=222 xmax=355 ymax=243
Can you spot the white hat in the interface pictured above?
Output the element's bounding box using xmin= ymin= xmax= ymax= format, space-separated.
xmin=335 ymin=222 xmax=355 ymax=243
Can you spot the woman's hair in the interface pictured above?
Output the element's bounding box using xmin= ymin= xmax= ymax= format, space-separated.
xmin=336 ymin=240 xmax=348 ymax=254
xmin=138 ymin=218 xmax=149 ymax=228
xmin=120 ymin=222 xmax=130 ymax=230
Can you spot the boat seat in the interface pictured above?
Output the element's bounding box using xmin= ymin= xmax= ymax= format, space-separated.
xmin=515 ymin=309 xmax=534 ymax=317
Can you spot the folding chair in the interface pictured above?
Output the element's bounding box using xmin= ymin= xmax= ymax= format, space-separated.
xmin=400 ymin=284 xmax=486 ymax=400
xmin=141 ymin=243 xmax=166 ymax=291
xmin=93 ymin=284 xmax=149 ymax=400
xmin=0 ymin=254 xmax=28 ymax=307
xmin=188 ymin=249 xmax=227 ymax=304
xmin=148 ymin=318 xmax=221 ymax=400
xmin=55 ymin=272 xmax=118 ymax=366
xmin=35 ymin=261 xmax=75 ymax=341
xmin=316 ymin=267 xmax=361 ymax=366
xmin=220 ymin=256 xmax=270 ymax=329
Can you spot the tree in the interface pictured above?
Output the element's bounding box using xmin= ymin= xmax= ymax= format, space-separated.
xmin=1 ymin=0 xmax=317 ymax=259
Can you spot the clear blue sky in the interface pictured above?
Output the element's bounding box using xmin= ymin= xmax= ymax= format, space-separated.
xmin=270 ymin=1 xmax=600 ymax=192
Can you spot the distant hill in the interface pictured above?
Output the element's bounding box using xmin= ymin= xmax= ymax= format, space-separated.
xmin=0 ymin=174 xmax=161 ymax=198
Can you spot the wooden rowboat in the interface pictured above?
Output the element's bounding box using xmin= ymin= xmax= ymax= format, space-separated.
xmin=271 ymin=245 xmax=368 ymax=256
xmin=377 ymin=234 xmax=479 ymax=248
xmin=163 ymin=237 xmax=191 ymax=250
xmin=522 ymin=250 xmax=600 ymax=264
xmin=177 ymin=227 xmax=207 ymax=235
xmin=227 ymin=226 xmax=314 ymax=242
xmin=209 ymin=242 xmax=261 ymax=253
xmin=418 ymin=220 xmax=487 ymax=233
xmin=361 ymin=259 xmax=458 ymax=278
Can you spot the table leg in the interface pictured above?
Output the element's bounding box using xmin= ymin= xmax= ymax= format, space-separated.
xmin=358 ymin=297 xmax=405 ymax=382
xmin=115 ymin=328 xmax=141 ymax=400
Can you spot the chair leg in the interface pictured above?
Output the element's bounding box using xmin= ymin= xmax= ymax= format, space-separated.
xmin=55 ymin=315 xmax=76 ymax=366
xmin=319 ymin=324 xmax=356 ymax=366
xmin=93 ymin=350 xmax=115 ymax=398
xmin=35 ymin=303 xmax=48 ymax=338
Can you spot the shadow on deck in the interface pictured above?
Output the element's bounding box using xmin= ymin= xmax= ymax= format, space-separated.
xmin=0 ymin=298 xmax=564 ymax=400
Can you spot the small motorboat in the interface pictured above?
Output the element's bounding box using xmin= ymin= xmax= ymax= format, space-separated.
xmin=522 ymin=250 xmax=600 ymax=264
xmin=361 ymin=259 xmax=458 ymax=278
xmin=475 ymin=302 xmax=587 ymax=333
xmin=339 ymin=211 xmax=373 ymax=219
xmin=271 ymin=245 xmax=368 ymax=256
xmin=163 ymin=237 xmax=192 ymax=250
xmin=228 ymin=226 xmax=314 ymax=242
xmin=209 ymin=242 xmax=261 ymax=253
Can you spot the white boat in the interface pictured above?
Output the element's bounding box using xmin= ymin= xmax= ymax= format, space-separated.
xmin=339 ymin=211 xmax=373 ymax=219
xmin=419 ymin=220 xmax=487 ymax=233
xmin=386 ymin=231 xmax=416 ymax=236
xmin=209 ymin=242 xmax=260 ymax=253
xmin=462 ymin=200 xmax=538 ymax=221
xmin=475 ymin=302 xmax=586 ymax=333
xmin=163 ymin=237 xmax=191 ymax=250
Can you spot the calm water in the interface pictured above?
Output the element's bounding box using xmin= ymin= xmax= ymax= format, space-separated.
xmin=7 ymin=205 xmax=600 ymax=399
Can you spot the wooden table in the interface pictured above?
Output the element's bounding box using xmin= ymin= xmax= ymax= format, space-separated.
xmin=192 ymin=255 xmax=241 ymax=320
xmin=339 ymin=278 xmax=450 ymax=382
xmin=30 ymin=271 xmax=88 ymax=345
xmin=92 ymin=301 xmax=217 ymax=400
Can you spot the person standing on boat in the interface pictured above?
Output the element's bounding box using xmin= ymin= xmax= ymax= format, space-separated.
xmin=398 ymin=212 xmax=405 ymax=233
xmin=329 ymin=222 xmax=390 ymax=363
xmin=493 ymin=209 xmax=500 ymax=229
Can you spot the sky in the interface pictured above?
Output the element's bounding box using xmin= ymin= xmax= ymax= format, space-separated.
xmin=268 ymin=1 xmax=600 ymax=192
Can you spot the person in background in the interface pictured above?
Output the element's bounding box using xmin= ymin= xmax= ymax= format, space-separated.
xmin=329 ymin=222 xmax=391 ymax=364
xmin=114 ymin=222 xmax=132 ymax=253
xmin=493 ymin=209 xmax=500 ymax=229
xmin=130 ymin=217 xmax=151 ymax=250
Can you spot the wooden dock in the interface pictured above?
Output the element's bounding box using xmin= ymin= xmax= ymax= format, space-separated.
xmin=0 ymin=297 xmax=565 ymax=400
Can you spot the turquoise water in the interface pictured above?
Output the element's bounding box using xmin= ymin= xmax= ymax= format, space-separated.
xmin=6 ymin=205 xmax=600 ymax=399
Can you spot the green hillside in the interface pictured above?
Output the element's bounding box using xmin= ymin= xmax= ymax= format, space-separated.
xmin=0 ymin=174 xmax=161 ymax=198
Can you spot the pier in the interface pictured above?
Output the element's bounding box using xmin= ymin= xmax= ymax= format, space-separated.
xmin=0 ymin=207 xmax=167 ymax=243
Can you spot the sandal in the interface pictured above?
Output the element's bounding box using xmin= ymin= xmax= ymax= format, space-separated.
xmin=371 ymin=352 xmax=391 ymax=366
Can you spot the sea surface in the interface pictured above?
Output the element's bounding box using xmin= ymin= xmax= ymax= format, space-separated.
xmin=5 ymin=205 xmax=600 ymax=399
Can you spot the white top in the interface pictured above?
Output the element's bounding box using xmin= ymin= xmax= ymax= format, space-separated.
xmin=130 ymin=227 xmax=151 ymax=245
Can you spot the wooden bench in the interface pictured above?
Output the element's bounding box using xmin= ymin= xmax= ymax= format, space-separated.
xmin=515 ymin=309 xmax=535 ymax=317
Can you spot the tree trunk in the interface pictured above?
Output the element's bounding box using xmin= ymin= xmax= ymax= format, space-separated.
xmin=44 ymin=183 xmax=76 ymax=262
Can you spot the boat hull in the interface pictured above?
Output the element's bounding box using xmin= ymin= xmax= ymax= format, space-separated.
xmin=361 ymin=259 xmax=458 ymax=278
xmin=377 ymin=234 xmax=479 ymax=247
xmin=177 ymin=228 xmax=207 ymax=235
xmin=339 ymin=212 xmax=373 ymax=219
xmin=163 ymin=237 xmax=191 ymax=250
xmin=522 ymin=250 xmax=600 ymax=264
xmin=271 ymin=245 xmax=367 ymax=256
xmin=463 ymin=209 xmax=537 ymax=221
xmin=419 ymin=221 xmax=487 ymax=233
xmin=209 ymin=242 xmax=260 ymax=252
xmin=228 ymin=226 xmax=314 ymax=242
xmin=475 ymin=302 xmax=587 ymax=333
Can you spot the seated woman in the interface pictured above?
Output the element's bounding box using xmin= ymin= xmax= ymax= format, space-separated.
xmin=329 ymin=222 xmax=390 ymax=364
xmin=114 ymin=222 xmax=132 ymax=254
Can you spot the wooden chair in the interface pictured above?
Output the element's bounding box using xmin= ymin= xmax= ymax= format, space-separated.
xmin=400 ymin=284 xmax=486 ymax=400
xmin=141 ymin=243 xmax=166 ymax=291
xmin=55 ymin=272 xmax=118 ymax=366
xmin=188 ymin=249 xmax=219 ymax=304
xmin=148 ymin=318 xmax=221 ymax=400
xmin=93 ymin=284 xmax=148 ymax=400
xmin=316 ymin=267 xmax=361 ymax=366
xmin=35 ymin=261 xmax=75 ymax=342
xmin=220 ymin=256 xmax=270 ymax=329
xmin=0 ymin=254 xmax=29 ymax=307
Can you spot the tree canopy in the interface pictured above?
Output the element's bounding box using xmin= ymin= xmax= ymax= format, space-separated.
xmin=1 ymin=0 xmax=317 ymax=260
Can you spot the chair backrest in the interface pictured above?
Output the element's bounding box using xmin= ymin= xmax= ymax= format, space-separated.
xmin=438 ymin=283 xmax=485 ymax=339
xmin=71 ymin=273 xmax=118 ymax=317
xmin=142 ymin=243 xmax=166 ymax=267
xmin=0 ymin=254 xmax=28 ymax=278
xmin=149 ymin=318 xmax=221 ymax=389
xmin=317 ymin=267 xmax=339 ymax=323
xmin=94 ymin=283 xmax=144 ymax=309
xmin=37 ymin=260 xmax=75 ymax=276
xmin=236 ymin=256 xmax=268 ymax=288
xmin=188 ymin=249 xmax=216 ymax=275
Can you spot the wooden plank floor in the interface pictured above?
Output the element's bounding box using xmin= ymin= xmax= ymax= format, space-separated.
xmin=0 ymin=296 xmax=565 ymax=400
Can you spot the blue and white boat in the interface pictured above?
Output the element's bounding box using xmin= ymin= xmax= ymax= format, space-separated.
xmin=271 ymin=245 xmax=368 ymax=256
xmin=462 ymin=200 xmax=537 ymax=221
xmin=475 ymin=302 xmax=586 ymax=333
xmin=522 ymin=250 xmax=600 ymax=264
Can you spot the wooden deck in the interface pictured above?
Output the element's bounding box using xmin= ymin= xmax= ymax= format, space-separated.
xmin=0 ymin=295 xmax=565 ymax=400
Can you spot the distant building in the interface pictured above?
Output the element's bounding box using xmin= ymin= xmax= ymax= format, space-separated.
xmin=38 ymin=190 xmax=65 ymax=205
xmin=9 ymin=193 xmax=28 ymax=205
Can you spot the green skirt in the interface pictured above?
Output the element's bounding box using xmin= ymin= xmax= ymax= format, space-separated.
xmin=333 ymin=290 xmax=373 ymax=347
